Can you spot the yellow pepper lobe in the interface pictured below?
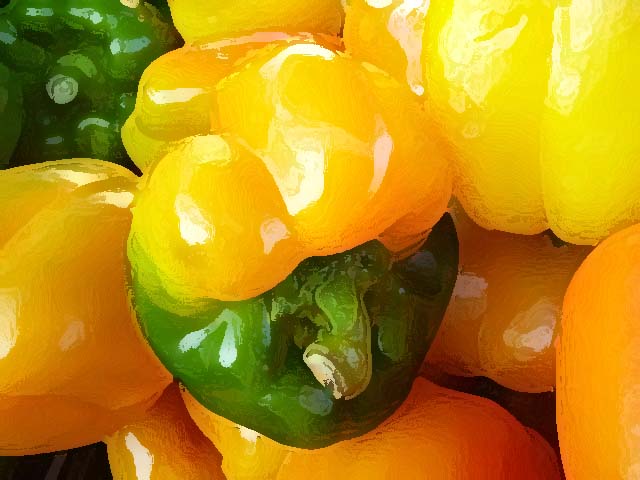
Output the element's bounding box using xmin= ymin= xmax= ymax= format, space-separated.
xmin=541 ymin=0 xmax=640 ymax=244
xmin=182 ymin=390 xmax=287 ymax=480
xmin=106 ymin=384 xmax=225 ymax=480
xmin=0 ymin=160 xmax=128 ymax=247
xmin=345 ymin=0 xmax=640 ymax=244
xmin=215 ymin=41 xmax=451 ymax=255
xmin=130 ymin=39 xmax=451 ymax=302
xmin=0 ymin=161 xmax=172 ymax=455
xmin=130 ymin=134 xmax=300 ymax=305
xmin=123 ymin=33 xmax=340 ymax=172
xmin=122 ymin=43 xmax=231 ymax=171
xmin=167 ymin=0 xmax=345 ymax=43
xmin=346 ymin=0 xmax=553 ymax=235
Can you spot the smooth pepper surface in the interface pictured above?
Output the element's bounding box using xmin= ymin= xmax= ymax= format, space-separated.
xmin=185 ymin=377 xmax=562 ymax=480
xmin=345 ymin=0 xmax=640 ymax=245
xmin=0 ymin=160 xmax=172 ymax=455
xmin=557 ymin=222 xmax=640 ymax=479
xmin=166 ymin=0 xmax=345 ymax=43
xmin=106 ymin=384 xmax=225 ymax=480
xmin=425 ymin=204 xmax=591 ymax=393
xmin=0 ymin=0 xmax=179 ymax=170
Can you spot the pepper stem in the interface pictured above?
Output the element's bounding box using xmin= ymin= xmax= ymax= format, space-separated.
xmin=303 ymin=274 xmax=372 ymax=400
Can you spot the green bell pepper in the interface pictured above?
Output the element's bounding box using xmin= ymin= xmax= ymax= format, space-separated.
xmin=130 ymin=214 xmax=458 ymax=448
xmin=0 ymin=0 xmax=179 ymax=170
xmin=0 ymin=61 xmax=21 ymax=166
xmin=146 ymin=0 xmax=171 ymax=19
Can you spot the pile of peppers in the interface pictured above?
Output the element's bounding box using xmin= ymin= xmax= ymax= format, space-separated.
xmin=0 ymin=1 xmax=638 ymax=479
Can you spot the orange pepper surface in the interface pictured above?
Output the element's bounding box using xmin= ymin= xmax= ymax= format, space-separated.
xmin=425 ymin=206 xmax=591 ymax=393
xmin=106 ymin=384 xmax=224 ymax=480
xmin=125 ymin=34 xmax=451 ymax=302
xmin=558 ymin=223 xmax=640 ymax=479
xmin=183 ymin=377 xmax=561 ymax=480
xmin=0 ymin=161 xmax=172 ymax=455
xmin=344 ymin=0 xmax=640 ymax=245
xmin=167 ymin=0 xmax=345 ymax=43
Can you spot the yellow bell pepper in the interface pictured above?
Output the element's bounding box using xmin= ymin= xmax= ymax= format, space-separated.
xmin=0 ymin=161 xmax=172 ymax=455
xmin=125 ymin=34 xmax=452 ymax=302
xmin=344 ymin=0 xmax=640 ymax=245
xmin=106 ymin=384 xmax=225 ymax=480
xmin=183 ymin=377 xmax=562 ymax=480
xmin=122 ymin=33 xmax=341 ymax=173
xmin=167 ymin=0 xmax=345 ymax=43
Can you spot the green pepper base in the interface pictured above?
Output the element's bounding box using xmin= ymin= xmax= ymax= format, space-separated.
xmin=130 ymin=214 xmax=458 ymax=449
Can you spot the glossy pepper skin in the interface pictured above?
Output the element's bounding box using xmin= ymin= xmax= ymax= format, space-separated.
xmin=166 ymin=0 xmax=344 ymax=43
xmin=122 ymin=33 xmax=345 ymax=172
xmin=131 ymin=212 xmax=458 ymax=448
xmin=185 ymin=377 xmax=562 ymax=480
xmin=126 ymin=31 xmax=452 ymax=449
xmin=125 ymin=36 xmax=452 ymax=301
xmin=106 ymin=384 xmax=225 ymax=480
xmin=0 ymin=160 xmax=172 ymax=455
xmin=0 ymin=0 xmax=179 ymax=170
xmin=0 ymin=61 xmax=21 ymax=166
xmin=425 ymin=205 xmax=591 ymax=393
xmin=344 ymin=0 xmax=640 ymax=245
xmin=557 ymin=223 xmax=640 ymax=479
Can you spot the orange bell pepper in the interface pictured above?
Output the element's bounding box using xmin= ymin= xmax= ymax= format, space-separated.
xmin=558 ymin=222 xmax=640 ymax=478
xmin=183 ymin=377 xmax=562 ymax=480
xmin=426 ymin=206 xmax=591 ymax=392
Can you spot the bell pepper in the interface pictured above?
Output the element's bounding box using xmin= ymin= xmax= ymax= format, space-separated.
xmin=557 ymin=223 xmax=640 ymax=478
xmin=106 ymin=384 xmax=225 ymax=480
xmin=124 ymin=35 xmax=451 ymax=253
xmin=184 ymin=377 xmax=562 ymax=480
xmin=131 ymin=200 xmax=457 ymax=448
xmin=0 ymin=61 xmax=21 ymax=166
xmin=147 ymin=0 xmax=171 ymax=19
xmin=0 ymin=160 xmax=172 ymax=455
xmin=166 ymin=0 xmax=344 ymax=44
xmin=126 ymin=35 xmax=454 ymax=448
xmin=425 ymin=205 xmax=591 ymax=393
xmin=344 ymin=0 xmax=640 ymax=245
xmin=122 ymin=33 xmax=344 ymax=172
xmin=0 ymin=0 xmax=179 ymax=170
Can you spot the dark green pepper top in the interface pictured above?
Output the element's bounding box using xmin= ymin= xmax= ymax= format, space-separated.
xmin=0 ymin=0 xmax=180 ymax=171
xmin=0 ymin=61 xmax=21 ymax=166
xmin=130 ymin=214 xmax=459 ymax=449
